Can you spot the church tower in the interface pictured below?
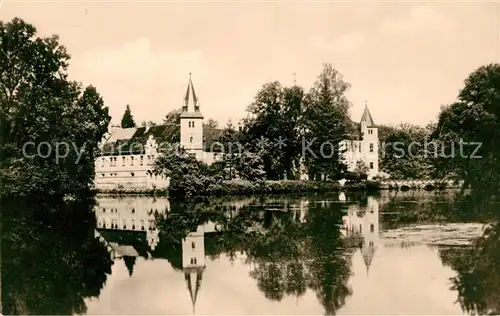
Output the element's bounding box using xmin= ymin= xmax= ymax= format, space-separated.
xmin=360 ymin=102 xmax=379 ymax=179
xmin=180 ymin=73 xmax=204 ymax=160
xmin=182 ymin=225 xmax=206 ymax=314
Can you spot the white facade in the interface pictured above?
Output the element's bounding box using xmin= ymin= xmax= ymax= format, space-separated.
xmin=339 ymin=105 xmax=380 ymax=179
xmin=94 ymin=130 xmax=170 ymax=191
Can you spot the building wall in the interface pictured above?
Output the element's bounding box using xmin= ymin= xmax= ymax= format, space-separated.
xmin=340 ymin=125 xmax=380 ymax=180
xmin=94 ymin=135 xmax=170 ymax=191
xmin=180 ymin=117 xmax=204 ymax=151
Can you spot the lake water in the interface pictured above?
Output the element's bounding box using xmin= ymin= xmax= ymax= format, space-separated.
xmin=3 ymin=190 xmax=499 ymax=315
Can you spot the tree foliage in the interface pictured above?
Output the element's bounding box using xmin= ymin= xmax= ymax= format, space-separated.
xmin=302 ymin=63 xmax=350 ymax=180
xmin=432 ymin=63 xmax=500 ymax=195
xmin=120 ymin=104 xmax=136 ymax=128
xmin=0 ymin=18 xmax=110 ymax=198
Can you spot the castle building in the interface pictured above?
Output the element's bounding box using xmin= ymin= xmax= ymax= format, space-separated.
xmin=339 ymin=103 xmax=380 ymax=180
xmin=341 ymin=196 xmax=380 ymax=274
xmin=94 ymin=74 xmax=221 ymax=191
xmin=94 ymin=74 xmax=380 ymax=190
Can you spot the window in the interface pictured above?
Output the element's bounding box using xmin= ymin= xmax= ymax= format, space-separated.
xmin=101 ymin=158 xmax=105 ymax=167
xmin=109 ymin=173 xmax=113 ymax=176
xmin=130 ymin=156 xmax=134 ymax=166
xmin=359 ymin=144 xmax=361 ymax=153
xmin=131 ymin=172 xmax=135 ymax=177
xmin=141 ymin=220 xmax=145 ymax=230
xmin=102 ymin=173 xmax=105 ymax=177
xmin=359 ymin=225 xmax=362 ymax=233
xmin=103 ymin=208 xmax=106 ymax=212
xmin=132 ymin=208 xmax=135 ymax=213
xmin=191 ymin=121 xmax=195 ymax=128
xmin=192 ymin=242 xmax=196 ymax=249
xmin=370 ymin=162 xmax=374 ymax=169
xmin=370 ymin=206 xmax=374 ymax=213
xmin=369 ymin=143 xmax=374 ymax=152
xmin=140 ymin=156 xmax=144 ymax=166
xmin=122 ymin=157 xmax=125 ymax=166
xmin=190 ymin=257 xmax=197 ymax=264
xmin=132 ymin=219 xmax=136 ymax=230
xmin=190 ymin=136 xmax=193 ymax=143
xmin=370 ymin=224 xmax=375 ymax=232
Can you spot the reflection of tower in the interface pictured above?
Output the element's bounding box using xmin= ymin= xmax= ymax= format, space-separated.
xmin=341 ymin=196 xmax=380 ymax=275
xmin=182 ymin=225 xmax=206 ymax=314
xmin=360 ymin=197 xmax=379 ymax=274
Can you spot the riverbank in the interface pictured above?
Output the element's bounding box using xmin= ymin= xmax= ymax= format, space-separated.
xmin=94 ymin=179 xmax=380 ymax=196
xmin=94 ymin=179 xmax=459 ymax=197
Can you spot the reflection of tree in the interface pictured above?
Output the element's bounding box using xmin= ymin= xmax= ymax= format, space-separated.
xmin=1 ymin=198 xmax=113 ymax=315
xmin=303 ymin=203 xmax=354 ymax=315
xmin=155 ymin=198 xmax=355 ymax=315
xmin=439 ymin=222 xmax=500 ymax=315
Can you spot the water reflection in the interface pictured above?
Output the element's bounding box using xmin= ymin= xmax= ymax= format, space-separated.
xmin=3 ymin=191 xmax=500 ymax=315
xmin=1 ymin=198 xmax=113 ymax=315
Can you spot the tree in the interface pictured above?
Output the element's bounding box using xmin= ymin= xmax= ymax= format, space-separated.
xmin=302 ymin=63 xmax=351 ymax=180
xmin=354 ymin=160 xmax=369 ymax=178
xmin=0 ymin=18 xmax=110 ymax=199
xmin=218 ymin=120 xmax=241 ymax=179
xmin=121 ymin=104 xmax=136 ymax=128
xmin=242 ymin=82 xmax=305 ymax=180
xmin=163 ymin=108 xmax=182 ymax=143
xmin=140 ymin=120 xmax=156 ymax=127
xmin=380 ymin=123 xmax=431 ymax=179
xmin=432 ymin=63 xmax=500 ymax=197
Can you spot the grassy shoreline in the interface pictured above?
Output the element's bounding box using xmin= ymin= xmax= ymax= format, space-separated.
xmin=94 ymin=179 xmax=457 ymax=198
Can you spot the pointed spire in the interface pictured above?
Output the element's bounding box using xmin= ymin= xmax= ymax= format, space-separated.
xmin=360 ymin=101 xmax=375 ymax=127
xmin=185 ymin=271 xmax=203 ymax=314
xmin=183 ymin=72 xmax=200 ymax=112
xmin=361 ymin=242 xmax=376 ymax=276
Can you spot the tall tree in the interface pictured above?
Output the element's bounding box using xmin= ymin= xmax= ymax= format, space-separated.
xmin=121 ymin=104 xmax=136 ymax=128
xmin=243 ymin=82 xmax=304 ymax=179
xmin=0 ymin=18 xmax=110 ymax=199
xmin=163 ymin=108 xmax=181 ymax=143
xmin=302 ymin=63 xmax=351 ymax=180
xmin=432 ymin=63 xmax=500 ymax=197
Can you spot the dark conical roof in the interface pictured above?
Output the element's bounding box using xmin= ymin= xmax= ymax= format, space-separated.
xmin=360 ymin=102 xmax=375 ymax=127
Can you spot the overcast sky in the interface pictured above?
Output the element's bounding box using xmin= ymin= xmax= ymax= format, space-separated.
xmin=2 ymin=1 xmax=499 ymax=127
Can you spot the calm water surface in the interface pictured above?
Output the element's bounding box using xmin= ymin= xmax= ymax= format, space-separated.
xmin=3 ymin=190 xmax=499 ymax=315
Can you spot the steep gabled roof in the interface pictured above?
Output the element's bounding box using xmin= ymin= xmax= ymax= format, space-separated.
xmin=360 ymin=103 xmax=375 ymax=127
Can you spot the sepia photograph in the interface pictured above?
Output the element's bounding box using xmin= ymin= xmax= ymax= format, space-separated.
xmin=1 ymin=0 xmax=499 ymax=315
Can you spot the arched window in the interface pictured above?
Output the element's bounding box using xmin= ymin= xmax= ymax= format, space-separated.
xmin=190 ymin=136 xmax=193 ymax=143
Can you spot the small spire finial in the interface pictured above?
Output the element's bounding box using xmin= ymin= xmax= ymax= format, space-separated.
xmin=365 ymin=100 xmax=368 ymax=107
xmin=293 ymin=72 xmax=296 ymax=85
xmin=189 ymin=72 xmax=192 ymax=79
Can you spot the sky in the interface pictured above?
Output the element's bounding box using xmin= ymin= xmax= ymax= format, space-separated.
xmin=1 ymin=1 xmax=499 ymax=127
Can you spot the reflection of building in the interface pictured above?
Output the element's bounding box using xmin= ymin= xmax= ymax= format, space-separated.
xmin=182 ymin=222 xmax=219 ymax=314
xmin=95 ymin=197 xmax=169 ymax=259
xmin=341 ymin=196 xmax=380 ymax=274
